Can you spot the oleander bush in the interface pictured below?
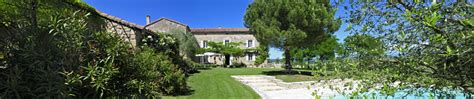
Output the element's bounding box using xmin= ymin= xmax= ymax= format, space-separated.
xmin=124 ymin=47 xmax=187 ymax=96
xmin=0 ymin=0 xmax=189 ymax=98
xmin=141 ymin=33 xmax=194 ymax=75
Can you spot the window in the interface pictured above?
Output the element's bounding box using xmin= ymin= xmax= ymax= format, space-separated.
xmin=247 ymin=40 xmax=253 ymax=48
xmin=224 ymin=40 xmax=230 ymax=45
xmin=202 ymin=40 xmax=208 ymax=48
xmin=247 ymin=53 xmax=253 ymax=61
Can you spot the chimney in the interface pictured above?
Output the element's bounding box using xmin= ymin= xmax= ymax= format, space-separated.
xmin=146 ymin=15 xmax=151 ymax=25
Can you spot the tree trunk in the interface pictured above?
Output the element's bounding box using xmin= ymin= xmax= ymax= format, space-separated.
xmin=284 ymin=46 xmax=292 ymax=73
xmin=30 ymin=0 xmax=38 ymax=30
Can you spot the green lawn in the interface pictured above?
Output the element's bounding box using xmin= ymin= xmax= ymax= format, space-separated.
xmin=274 ymin=74 xmax=318 ymax=82
xmin=162 ymin=68 xmax=281 ymax=99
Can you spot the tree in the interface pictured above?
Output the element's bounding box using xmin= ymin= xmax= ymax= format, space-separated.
xmin=288 ymin=36 xmax=341 ymax=69
xmin=343 ymin=34 xmax=384 ymax=59
xmin=167 ymin=29 xmax=199 ymax=60
xmin=310 ymin=36 xmax=341 ymax=60
xmin=343 ymin=0 xmax=473 ymax=95
xmin=254 ymin=45 xmax=269 ymax=66
xmin=244 ymin=0 xmax=341 ymax=72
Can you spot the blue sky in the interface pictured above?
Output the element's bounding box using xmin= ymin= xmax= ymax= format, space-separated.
xmin=83 ymin=0 xmax=350 ymax=59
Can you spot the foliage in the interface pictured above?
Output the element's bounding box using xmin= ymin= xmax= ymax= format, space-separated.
xmin=293 ymin=36 xmax=341 ymax=65
xmin=339 ymin=34 xmax=386 ymax=70
xmin=167 ymin=29 xmax=199 ymax=60
xmin=244 ymin=0 xmax=341 ymax=72
xmin=0 ymin=0 xmax=112 ymax=97
xmin=229 ymin=62 xmax=247 ymax=68
xmin=199 ymin=41 xmax=245 ymax=56
xmin=77 ymin=56 xmax=120 ymax=97
xmin=319 ymin=0 xmax=474 ymax=96
xmin=342 ymin=34 xmax=384 ymax=58
xmin=141 ymin=32 xmax=194 ymax=75
xmin=124 ymin=47 xmax=187 ymax=96
xmin=0 ymin=0 xmax=189 ymax=98
xmin=311 ymin=36 xmax=342 ymax=60
xmin=142 ymin=33 xmax=179 ymax=56
xmin=198 ymin=41 xmax=245 ymax=67
xmin=254 ymin=45 xmax=269 ymax=66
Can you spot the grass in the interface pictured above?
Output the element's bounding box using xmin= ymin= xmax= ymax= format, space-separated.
xmin=274 ymin=74 xmax=318 ymax=82
xmin=261 ymin=69 xmax=319 ymax=82
xmin=162 ymin=68 xmax=281 ymax=99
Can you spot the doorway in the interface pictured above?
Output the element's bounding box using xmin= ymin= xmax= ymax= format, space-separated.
xmin=225 ymin=55 xmax=231 ymax=66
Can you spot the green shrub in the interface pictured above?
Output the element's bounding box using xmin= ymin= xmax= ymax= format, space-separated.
xmin=230 ymin=62 xmax=247 ymax=68
xmin=0 ymin=0 xmax=190 ymax=98
xmin=141 ymin=33 xmax=195 ymax=75
xmin=167 ymin=29 xmax=199 ymax=60
xmin=123 ymin=47 xmax=188 ymax=96
xmin=189 ymin=62 xmax=219 ymax=69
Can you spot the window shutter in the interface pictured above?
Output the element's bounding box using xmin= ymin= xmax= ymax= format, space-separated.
xmin=246 ymin=54 xmax=249 ymax=61
xmin=252 ymin=54 xmax=256 ymax=61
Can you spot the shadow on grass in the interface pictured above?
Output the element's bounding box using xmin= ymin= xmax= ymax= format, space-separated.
xmin=172 ymin=68 xmax=217 ymax=97
xmin=172 ymin=88 xmax=195 ymax=96
xmin=261 ymin=70 xmax=313 ymax=76
xmin=196 ymin=67 xmax=213 ymax=70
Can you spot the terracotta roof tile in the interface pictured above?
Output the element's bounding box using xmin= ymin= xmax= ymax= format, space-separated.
xmin=191 ymin=28 xmax=249 ymax=33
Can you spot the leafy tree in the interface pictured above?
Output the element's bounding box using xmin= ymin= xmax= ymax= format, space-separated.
xmin=342 ymin=0 xmax=473 ymax=95
xmin=342 ymin=34 xmax=384 ymax=59
xmin=167 ymin=30 xmax=199 ymax=60
xmin=254 ymin=45 xmax=269 ymax=66
xmin=310 ymin=36 xmax=341 ymax=60
xmin=290 ymin=36 xmax=340 ymax=69
xmin=245 ymin=0 xmax=341 ymax=72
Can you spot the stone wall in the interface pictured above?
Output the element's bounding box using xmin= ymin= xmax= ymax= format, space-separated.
xmin=194 ymin=32 xmax=261 ymax=67
xmin=193 ymin=33 xmax=259 ymax=48
xmin=145 ymin=18 xmax=188 ymax=33
xmin=105 ymin=20 xmax=141 ymax=47
xmin=95 ymin=11 xmax=148 ymax=48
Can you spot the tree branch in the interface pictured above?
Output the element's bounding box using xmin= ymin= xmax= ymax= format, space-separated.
xmin=396 ymin=0 xmax=445 ymax=34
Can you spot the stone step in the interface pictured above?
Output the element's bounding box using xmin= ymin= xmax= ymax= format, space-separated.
xmin=233 ymin=77 xmax=268 ymax=80
xmin=235 ymin=78 xmax=267 ymax=81
xmin=248 ymin=83 xmax=278 ymax=87
xmin=259 ymin=86 xmax=286 ymax=91
xmin=241 ymin=80 xmax=272 ymax=83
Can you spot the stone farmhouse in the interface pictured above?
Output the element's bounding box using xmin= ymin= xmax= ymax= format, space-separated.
xmin=96 ymin=10 xmax=264 ymax=67
xmin=144 ymin=16 xmax=262 ymax=67
xmin=191 ymin=28 xmax=259 ymax=66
